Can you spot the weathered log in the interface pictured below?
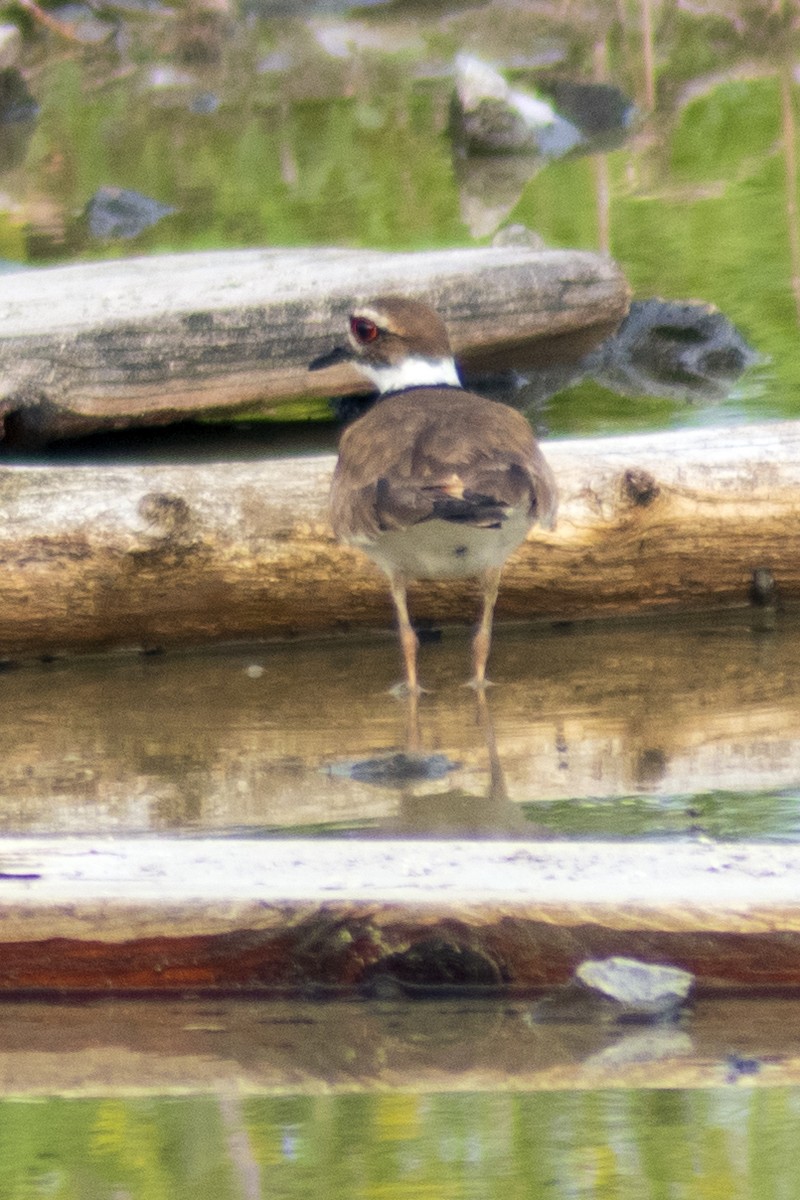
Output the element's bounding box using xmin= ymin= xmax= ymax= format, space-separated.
xmin=0 ymin=245 xmax=628 ymax=443
xmin=0 ymin=420 xmax=797 ymax=657
xmin=0 ymin=838 xmax=797 ymax=993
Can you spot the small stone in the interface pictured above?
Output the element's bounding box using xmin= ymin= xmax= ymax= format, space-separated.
xmin=451 ymin=53 xmax=582 ymax=157
xmin=244 ymin=664 xmax=264 ymax=678
xmin=0 ymin=25 xmax=21 ymax=70
xmin=492 ymin=224 xmax=546 ymax=249
xmin=531 ymin=956 xmax=694 ymax=1024
xmin=576 ymin=956 xmax=694 ymax=1010
xmin=85 ymin=187 xmax=176 ymax=240
xmin=327 ymin=752 xmax=458 ymax=787
xmin=0 ymin=67 xmax=38 ymax=125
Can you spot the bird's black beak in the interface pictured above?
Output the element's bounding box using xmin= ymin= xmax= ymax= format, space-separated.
xmin=308 ymin=344 xmax=353 ymax=371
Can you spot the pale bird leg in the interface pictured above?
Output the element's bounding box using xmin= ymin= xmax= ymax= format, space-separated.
xmin=388 ymin=574 xmax=421 ymax=696
xmin=469 ymin=567 xmax=502 ymax=689
xmin=405 ymin=687 xmax=422 ymax=754
xmin=474 ymin=686 xmax=507 ymax=801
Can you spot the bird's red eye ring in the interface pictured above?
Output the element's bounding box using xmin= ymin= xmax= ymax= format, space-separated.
xmin=350 ymin=316 xmax=379 ymax=344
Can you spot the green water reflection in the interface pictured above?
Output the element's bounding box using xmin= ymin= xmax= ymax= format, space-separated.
xmin=5 ymin=56 xmax=464 ymax=260
xmin=256 ymin=786 xmax=800 ymax=842
xmin=519 ymin=789 xmax=800 ymax=843
xmin=4 ymin=1088 xmax=800 ymax=1198
xmin=4 ymin=5 xmax=800 ymax=434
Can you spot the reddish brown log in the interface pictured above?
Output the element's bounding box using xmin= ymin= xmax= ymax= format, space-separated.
xmin=0 ymin=838 xmax=798 ymax=994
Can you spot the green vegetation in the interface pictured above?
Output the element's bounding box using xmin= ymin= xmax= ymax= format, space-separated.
xmin=0 ymin=1097 xmax=237 ymax=1197
xmin=6 ymin=16 xmax=800 ymax=431
xmin=0 ymin=1088 xmax=798 ymax=1197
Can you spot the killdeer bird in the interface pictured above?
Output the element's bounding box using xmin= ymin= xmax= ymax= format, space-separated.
xmin=310 ymin=296 xmax=557 ymax=692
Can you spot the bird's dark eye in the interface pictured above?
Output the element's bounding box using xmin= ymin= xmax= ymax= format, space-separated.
xmin=350 ymin=316 xmax=379 ymax=344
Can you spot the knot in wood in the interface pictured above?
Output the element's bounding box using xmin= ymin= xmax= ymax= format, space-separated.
xmin=749 ymin=566 xmax=778 ymax=608
xmin=133 ymin=492 xmax=202 ymax=563
xmin=622 ymin=468 xmax=660 ymax=508
xmin=139 ymin=492 xmax=192 ymax=537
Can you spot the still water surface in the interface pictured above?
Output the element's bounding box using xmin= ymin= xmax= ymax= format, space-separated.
xmin=0 ymin=994 xmax=799 ymax=1198
xmin=3 ymin=1 xmax=800 ymax=1191
xmin=2 ymin=1087 xmax=794 ymax=1198
xmin=3 ymin=608 xmax=799 ymax=840
xmin=3 ymin=0 xmax=799 ymax=437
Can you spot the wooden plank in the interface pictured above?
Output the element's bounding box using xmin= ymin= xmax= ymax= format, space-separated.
xmin=0 ymin=245 xmax=627 ymax=443
xmin=0 ymin=420 xmax=797 ymax=656
xmin=0 ymin=838 xmax=798 ymax=993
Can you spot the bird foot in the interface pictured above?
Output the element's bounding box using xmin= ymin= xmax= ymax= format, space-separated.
xmin=389 ymin=680 xmax=431 ymax=698
xmin=464 ymin=676 xmax=496 ymax=691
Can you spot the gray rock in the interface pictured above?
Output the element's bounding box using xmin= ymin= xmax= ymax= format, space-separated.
xmin=327 ymin=752 xmax=458 ymax=787
xmin=531 ymin=955 xmax=694 ymax=1024
xmin=576 ymin=956 xmax=694 ymax=1008
xmin=451 ymin=54 xmax=582 ymax=158
xmin=589 ymin=298 xmax=760 ymax=404
xmin=85 ymin=187 xmax=176 ymax=240
xmin=516 ymin=297 xmax=760 ymax=407
xmin=0 ymin=25 xmax=21 ymax=70
xmin=491 ymin=223 xmax=547 ymax=249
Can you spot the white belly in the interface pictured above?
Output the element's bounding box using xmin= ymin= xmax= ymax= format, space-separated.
xmin=353 ymin=511 xmax=533 ymax=580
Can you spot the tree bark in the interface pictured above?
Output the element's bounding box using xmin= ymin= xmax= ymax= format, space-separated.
xmin=0 ymin=837 xmax=797 ymax=992
xmin=0 ymin=419 xmax=796 ymax=658
xmin=0 ymin=245 xmax=627 ymax=443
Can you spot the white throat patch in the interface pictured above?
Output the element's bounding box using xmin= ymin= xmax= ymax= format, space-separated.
xmin=360 ymin=355 xmax=462 ymax=394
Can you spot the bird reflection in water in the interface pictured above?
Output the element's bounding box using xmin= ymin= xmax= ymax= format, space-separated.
xmin=380 ymin=687 xmax=553 ymax=840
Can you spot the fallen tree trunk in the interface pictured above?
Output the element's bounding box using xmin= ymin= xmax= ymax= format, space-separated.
xmin=0 ymin=245 xmax=627 ymax=444
xmin=0 ymin=420 xmax=797 ymax=658
xmin=0 ymin=837 xmax=798 ymax=993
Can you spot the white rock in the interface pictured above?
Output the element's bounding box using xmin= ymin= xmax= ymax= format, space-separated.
xmin=0 ymin=24 xmax=21 ymax=69
xmin=454 ymin=53 xmax=510 ymax=107
xmin=576 ymin=956 xmax=694 ymax=1006
xmin=454 ymin=52 xmax=555 ymax=126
